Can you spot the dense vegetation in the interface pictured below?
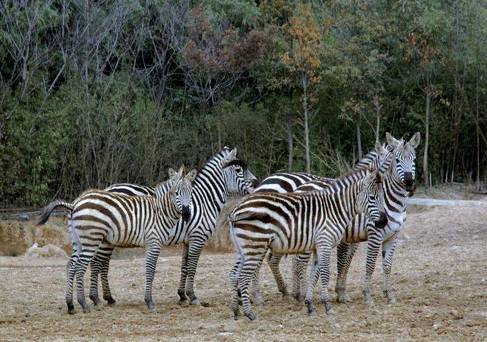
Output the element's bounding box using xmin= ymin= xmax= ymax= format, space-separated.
xmin=0 ymin=0 xmax=485 ymax=206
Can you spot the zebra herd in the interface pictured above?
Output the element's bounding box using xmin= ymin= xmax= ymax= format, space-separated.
xmin=38 ymin=132 xmax=420 ymax=321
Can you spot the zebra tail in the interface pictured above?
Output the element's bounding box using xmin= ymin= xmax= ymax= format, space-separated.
xmin=37 ymin=200 xmax=74 ymax=225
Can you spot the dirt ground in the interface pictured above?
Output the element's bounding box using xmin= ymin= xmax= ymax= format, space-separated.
xmin=1 ymin=202 xmax=486 ymax=341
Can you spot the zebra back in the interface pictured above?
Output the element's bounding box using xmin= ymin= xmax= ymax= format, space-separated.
xmin=105 ymin=183 xmax=155 ymax=196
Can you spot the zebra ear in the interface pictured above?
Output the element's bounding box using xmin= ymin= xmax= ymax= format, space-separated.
xmin=223 ymin=147 xmax=238 ymax=166
xmin=375 ymin=141 xmax=385 ymax=155
xmin=185 ymin=168 xmax=197 ymax=182
xmin=177 ymin=165 xmax=185 ymax=179
xmin=386 ymin=132 xmax=401 ymax=149
xmin=409 ymin=132 xmax=421 ymax=148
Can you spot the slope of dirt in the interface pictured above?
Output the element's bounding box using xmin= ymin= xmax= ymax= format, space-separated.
xmin=0 ymin=205 xmax=486 ymax=341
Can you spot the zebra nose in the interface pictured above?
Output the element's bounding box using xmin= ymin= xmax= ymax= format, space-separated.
xmin=375 ymin=212 xmax=388 ymax=228
xmin=403 ymin=172 xmax=414 ymax=189
xmin=182 ymin=206 xmax=191 ymax=222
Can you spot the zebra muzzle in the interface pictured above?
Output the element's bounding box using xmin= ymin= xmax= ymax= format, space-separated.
xmin=375 ymin=212 xmax=388 ymax=228
xmin=182 ymin=206 xmax=191 ymax=222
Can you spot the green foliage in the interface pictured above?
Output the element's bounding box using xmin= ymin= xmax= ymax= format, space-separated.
xmin=0 ymin=0 xmax=485 ymax=206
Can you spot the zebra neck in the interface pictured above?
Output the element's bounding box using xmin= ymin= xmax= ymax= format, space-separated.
xmin=192 ymin=159 xmax=228 ymax=211
xmin=383 ymin=173 xmax=409 ymax=212
xmin=321 ymin=180 xmax=360 ymax=228
xmin=155 ymin=192 xmax=180 ymax=221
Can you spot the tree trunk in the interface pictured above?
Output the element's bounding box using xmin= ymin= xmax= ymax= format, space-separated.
xmin=475 ymin=6 xmax=481 ymax=191
xmin=423 ymin=93 xmax=431 ymax=188
xmin=374 ymin=95 xmax=381 ymax=143
xmin=302 ymin=74 xmax=310 ymax=173
xmin=356 ymin=122 xmax=362 ymax=160
xmin=287 ymin=111 xmax=294 ymax=171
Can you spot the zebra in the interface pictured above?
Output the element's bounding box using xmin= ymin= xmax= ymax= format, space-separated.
xmin=87 ymin=147 xmax=257 ymax=307
xmin=88 ymin=176 xmax=179 ymax=307
xmin=251 ymin=132 xmax=421 ymax=305
xmin=37 ymin=167 xmax=196 ymax=314
xmin=229 ymin=168 xmax=388 ymax=320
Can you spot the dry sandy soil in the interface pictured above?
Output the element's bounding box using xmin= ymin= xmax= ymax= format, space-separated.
xmin=1 ymin=202 xmax=486 ymax=341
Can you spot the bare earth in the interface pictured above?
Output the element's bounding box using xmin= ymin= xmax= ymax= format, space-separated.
xmin=1 ymin=204 xmax=486 ymax=341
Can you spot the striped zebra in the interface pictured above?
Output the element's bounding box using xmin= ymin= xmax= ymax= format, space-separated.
xmin=87 ymin=178 xmax=174 ymax=306
xmin=252 ymin=132 xmax=420 ymax=305
xmin=38 ymin=167 xmax=196 ymax=314
xmin=246 ymin=142 xmax=389 ymax=302
xmin=229 ymin=168 xmax=388 ymax=320
xmin=89 ymin=147 xmax=257 ymax=306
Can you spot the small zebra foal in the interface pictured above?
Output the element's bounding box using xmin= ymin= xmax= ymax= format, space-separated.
xmin=38 ymin=167 xmax=196 ymax=314
xmin=229 ymin=168 xmax=387 ymax=320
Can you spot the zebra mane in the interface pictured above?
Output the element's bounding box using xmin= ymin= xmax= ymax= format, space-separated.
xmin=154 ymin=179 xmax=173 ymax=198
xmin=323 ymin=168 xmax=370 ymax=194
xmin=224 ymin=159 xmax=247 ymax=170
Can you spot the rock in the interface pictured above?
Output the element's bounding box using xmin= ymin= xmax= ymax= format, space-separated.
xmin=24 ymin=243 xmax=68 ymax=258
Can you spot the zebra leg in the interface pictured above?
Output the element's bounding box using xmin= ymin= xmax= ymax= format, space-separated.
xmin=251 ymin=257 xmax=264 ymax=305
xmin=292 ymin=253 xmax=311 ymax=302
xmin=267 ymin=252 xmax=288 ymax=296
xmin=230 ymin=256 xmax=243 ymax=318
xmin=89 ymin=253 xmax=102 ymax=306
xmin=99 ymin=246 xmax=116 ymax=305
xmin=240 ymin=252 xmax=266 ymax=320
xmin=382 ymin=235 xmax=398 ymax=304
xmin=144 ymin=243 xmax=162 ymax=311
xmin=66 ymin=254 xmax=78 ymax=314
xmin=362 ymin=232 xmax=382 ymax=305
xmin=335 ymin=242 xmax=358 ymax=303
xmin=184 ymin=241 xmax=204 ymax=305
xmin=304 ymin=255 xmax=320 ymax=314
xmin=316 ymin=242 xmax=334 ymax=314
xmin=75 ymin=252 xmax=94 ymax=313
xmin=177 ymin=243 xmax=189 ymax=304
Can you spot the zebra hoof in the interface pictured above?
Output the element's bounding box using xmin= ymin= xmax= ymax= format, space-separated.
xmin=82 ymin=305 xmax=91 ymax=314
xmin=190 ymin=298 xmax=201 ymax=305
xmin=362 ymin=290 xmax=374 ymax=306
xmin=105 ymin=297 xmax=116 ymax=306
xmin=145 ymin=300 xmax=156 ymax=312
xmin=90 ymin=295 xmax=101 ymax=306
xmin=67 ymin=306 xmax=76 ymax=315
xmin=324 ymin=301 xmax=333 ymax=314
xmin=325 ymin=307 xmax=335 ymax=315
xmin=245 ymin=311 xmax=256 ymax=321
xmin=305 ymin=300 xmax=314 ymax=314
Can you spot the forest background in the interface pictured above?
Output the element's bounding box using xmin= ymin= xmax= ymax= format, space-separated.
xmin=0 ymin=0 xmax=485 ymax=207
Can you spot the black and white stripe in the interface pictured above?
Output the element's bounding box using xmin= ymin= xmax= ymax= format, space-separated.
xmin=38 ymin=167 xmax=195 ymax=314
xmin=229 ymin=168 xmax=387 ymax=320
xmin=92 ymin=147 xmax=257 ymax=306
xmin=88 ymin=176 xmax=184 ymax=307
xmin=252 ymin=133 xmax=420 ymax=305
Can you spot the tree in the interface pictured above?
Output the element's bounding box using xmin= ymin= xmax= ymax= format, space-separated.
xmin=282 ymin=2 xmax=322 ymax=173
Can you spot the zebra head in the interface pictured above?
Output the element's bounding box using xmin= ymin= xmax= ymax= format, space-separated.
xmin=221 ymin=147 xmax=257 ymax=195
xmin=357 ymin=170 xmax=388 ymax=229
xmin=386 ymin=132 xmax=421 ymax=196
xmin=168 ymin=166 xmax=197 ymax=222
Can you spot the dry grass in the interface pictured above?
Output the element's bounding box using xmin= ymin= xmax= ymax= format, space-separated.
xmin=0 ymin=204 xmax=486 ymax=340
xmin=0 ymin=217 xmax=71 ymax=256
